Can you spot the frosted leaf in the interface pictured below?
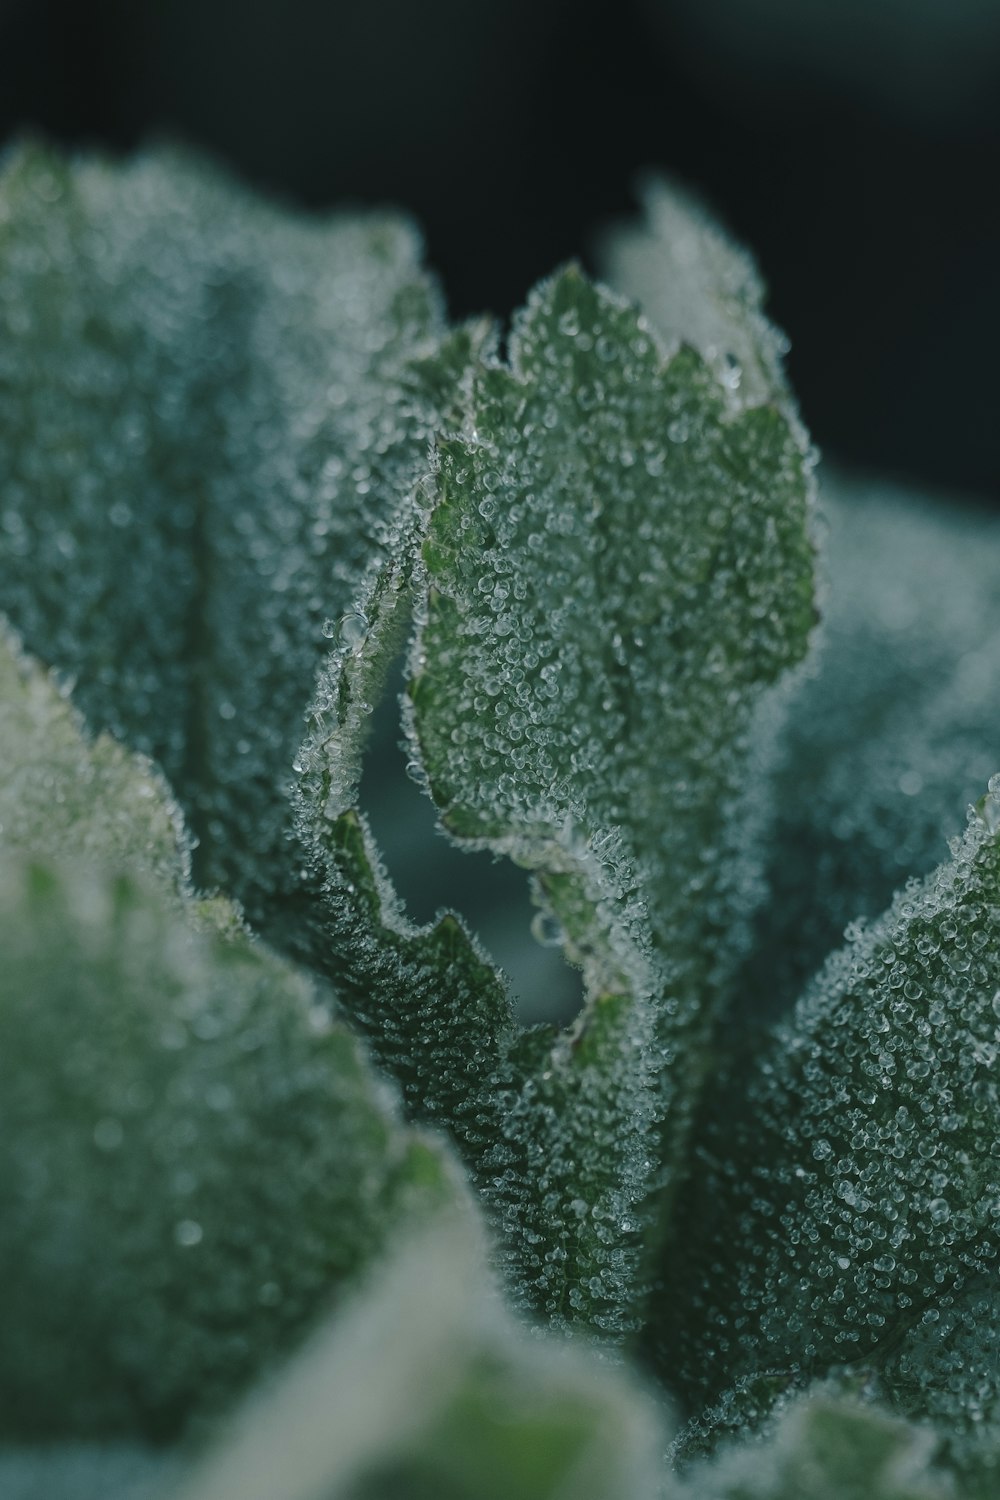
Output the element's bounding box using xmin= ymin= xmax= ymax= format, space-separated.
xmin=0 ymin=621 xmax=190 ymax=894
xmin=600 ymin=176 xmax=795 ymax=413
xmin=286 ymin=322 xmax=519 ymax=1150
xmin=679 ymin=1389 xmax=948 ymax=1500
xmin=0 ymin=851 xmax=462 ymax=1440
xmin=166 ymin=1211 xmax=667 ymax=1500
xmin=657 ymin=795 xmax=1000 ymax=1421
xmin=406 ymin=265 xmax=815 ymax=1330
xmin=0 ymin=141 xmax=448 ymax=926
xmin=738 ymin=472 xmax=1000 ymax=1026
xmin=875 ymin=1278 xmax=1000 ymax=1494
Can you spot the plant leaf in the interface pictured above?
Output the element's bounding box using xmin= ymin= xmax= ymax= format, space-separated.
xmin=0 ymin=621 xmax=191 ymax=893
xmin=679 ymin=1389 xmax=948 ymax=1500
xmin=166 ymin=1210 xmax=668 ymax=1500
xmin=599 ymin=175 xmax=796 ymax=415
xmin=657 ymin=786 xmax=1000 ymax=1422
xmin=0 ymin=140 xmax=450 ymax=924
xmin=737 ymin=473 xmax=1000 ymax=1028
xmin=0 ymin=848 xmax=463 ymax=1439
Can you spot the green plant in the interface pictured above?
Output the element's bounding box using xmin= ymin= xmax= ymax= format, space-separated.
xmin=1 ymin=140 xmax=998 ymax=1499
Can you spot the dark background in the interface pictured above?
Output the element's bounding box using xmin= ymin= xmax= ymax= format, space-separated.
xmin=1 ymin=0 xmax=998 ymax=496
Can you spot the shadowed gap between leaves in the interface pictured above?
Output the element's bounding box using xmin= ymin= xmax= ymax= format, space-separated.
xmin=357 ymin=653 xmax=584 ymax=1029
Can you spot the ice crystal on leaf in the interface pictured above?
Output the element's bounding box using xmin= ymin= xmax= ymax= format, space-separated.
xmin=4 ymin=143 xmax=1000 ymax=1500
xmin=660 ymin=798 xmax=1000 ymax=1457
xmin=293 ymin=258 xmax=815 ymax=1336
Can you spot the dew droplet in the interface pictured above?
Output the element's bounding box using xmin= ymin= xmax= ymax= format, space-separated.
xmin=530 ymin=911 xmax=564 ymax=948
xmin=335 ymin=612 xmax=370 ymax=652
xmin=173 ymin=1219 xmax=204 ymax=1247
xmin=93 ymin=1117 xmax=123 ymax=1152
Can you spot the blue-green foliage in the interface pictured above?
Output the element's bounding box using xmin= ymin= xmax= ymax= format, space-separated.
xmin=1 ymin=143 xmax=997 ymax=1500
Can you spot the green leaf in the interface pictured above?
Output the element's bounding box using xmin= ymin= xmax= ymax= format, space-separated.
xmin=680 ymin=1390 xmax=948 ymax=1500
xmin=165 ymin=1211 xmax=668 ymax=1500
xmin=657 ymin=787 xmax=1000 ymax=1418
xmin=0 ymin=849 xmax=462 ymax=1440
xmin=404 ymin=265 xmax=815 ymax=1330
xmin=875 ymin=1278 xmax=1000 ymax=1497
xmin=287 ymin=328 xmax=518 ymax=1144
xmin=737 ymin=473 xmax=1000 ymax=1028
xmin=0 ymin=621 xmax=190 ymax=894
xmin=0 ymin=140 xmax=449 ymax=925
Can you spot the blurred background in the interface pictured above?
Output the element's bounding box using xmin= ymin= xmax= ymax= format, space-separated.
xmin=1 ymin=0 xmax=998 ymax=497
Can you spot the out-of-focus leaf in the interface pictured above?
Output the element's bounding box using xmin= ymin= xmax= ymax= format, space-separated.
xmin=0 ymin=1445 xmax=172 ymax=1500
xmin=405 ymin=265 xmax=815 ymax=1331
xmin=168 ymin=1211 xmax=668 ymax=1500
xmin=0 ymin=850 xmax=462 ymax=1440
xmin=679 ymin=1389 xmax=948 ymax=1500
xmin=0 ymin=621 xmax=190 ymax=894
xmin=599 ymin=176 xmax=794 ymax=413
xmin=0 ymin=140 xmax=449 ymax=925
xmin=737 ymin=474 xmax=1000 ymax=1027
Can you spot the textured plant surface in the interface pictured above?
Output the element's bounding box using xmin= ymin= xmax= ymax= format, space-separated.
xmin=2 ymin=143 xmax=999 ymax=1499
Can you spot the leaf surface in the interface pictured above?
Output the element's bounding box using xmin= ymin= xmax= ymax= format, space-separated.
xmin=658 ymin=788 xmax=1000 ymax=1419
xmin=411 ymin=265 xmax=814 ymax=1322
xmin=0 ymin=141 xmax=448 ymax=923
xmin=0 ymin=621 xmax=190 ymax=893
